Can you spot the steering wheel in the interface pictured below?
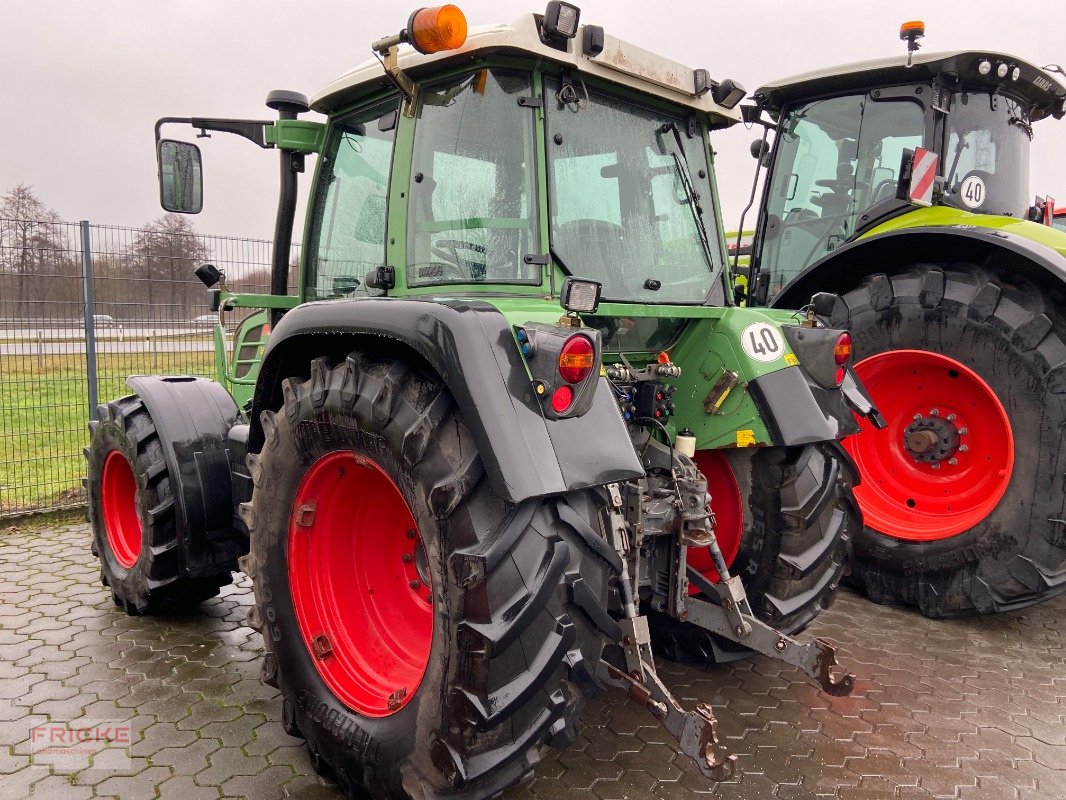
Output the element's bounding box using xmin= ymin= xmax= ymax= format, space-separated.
xmin=869 ymin=178 xmax=898 ymax=206
xmin=420 ymin=238 xmax=486 ymax=282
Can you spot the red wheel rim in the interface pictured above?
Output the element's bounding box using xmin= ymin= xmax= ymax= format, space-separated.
xmin=101 ymin=451 xmax=142 ymax=569
xmin=287 ymin=451 xmax=434 ymax=717
xmin=844 ymin=350 xmax=1014 ymax=542
xmin=688 ymin=450 xmax=743 ymax=592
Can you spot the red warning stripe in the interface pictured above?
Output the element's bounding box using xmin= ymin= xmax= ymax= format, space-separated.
xmin=909 ymin=147 xmax=937 ymax=206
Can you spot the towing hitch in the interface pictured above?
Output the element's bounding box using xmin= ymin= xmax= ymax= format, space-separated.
xmin=601 ymin=618 xmax=737 ymax=781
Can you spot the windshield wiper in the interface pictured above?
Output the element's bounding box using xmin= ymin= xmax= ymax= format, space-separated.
xmin=661 ymin=121 xmax=715 ymax=272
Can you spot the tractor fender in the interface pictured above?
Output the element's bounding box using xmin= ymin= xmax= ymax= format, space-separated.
xmin=770 ymin=225 xmax=1066 ymax=311
xmin=124 ymin=375 xmax=243 ymax=575
xmin=248 ymin=297 xmax=644 ymax=505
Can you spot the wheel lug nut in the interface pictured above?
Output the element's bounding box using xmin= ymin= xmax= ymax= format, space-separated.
xmin=959 ymin=445 xmax=968 ymax=453
xmin=958 ymin=428 xmax=968 ymax=436
xmin=402 ymin=553 xmax=412 ymax=563
xmin=930 ymin=408 xmax=939 ymax=417
xmin=931 ymin=463 xmax=941 ymax=470
xmin=406 ymin=529 xmax=417 ymax=540
xmin=409 ymin=579 xmax=421 ymax=589
xmin=948 ymin=458 xmax=958 ymax=465
xmin=913 ymin=414 xmax=922 ymax=421
xmin=947 ymin=414 xmax=956 ymax=422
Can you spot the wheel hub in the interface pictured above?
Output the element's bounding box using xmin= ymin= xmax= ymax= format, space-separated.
xmin=843 ymin=350 xmax=1014 ymax=542
xmin=287 ymin=451 xmax=434 ymax=718
xmin=902 ymin=413 xmax=961 ymax=464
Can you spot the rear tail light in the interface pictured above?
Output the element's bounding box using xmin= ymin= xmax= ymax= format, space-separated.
xmin=558 ymin=335 xmax=595 ymax=384
xmin=551 ymin=385 xmax=574 ymax=412
xmin=833 ymin=333 xmax=853 ymax=366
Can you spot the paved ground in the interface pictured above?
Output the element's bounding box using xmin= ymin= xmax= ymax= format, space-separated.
xmin=1 ymin=521 xmax=1063 ymax=800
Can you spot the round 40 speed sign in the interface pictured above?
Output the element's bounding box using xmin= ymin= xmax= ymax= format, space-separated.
xmin=741 ymin=322 xmax=784 ymax=362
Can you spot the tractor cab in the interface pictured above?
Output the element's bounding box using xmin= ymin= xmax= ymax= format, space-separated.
xmin=746 ymin=47 xmax=1066 ymax=299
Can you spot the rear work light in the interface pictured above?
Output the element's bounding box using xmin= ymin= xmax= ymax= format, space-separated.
xmin=558 ymin=335 xmax=595 ymax=383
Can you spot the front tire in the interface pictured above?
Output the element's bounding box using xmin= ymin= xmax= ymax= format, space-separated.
xmin=840 ymin=265 xmax=1066 ymax=617
xmin=242 ymin=352 xmax=613 ymax=800
xmin=86 ymin=395 xmax=231 ymax=615
xmin=650 ymin=442 xmax=859 ymax=663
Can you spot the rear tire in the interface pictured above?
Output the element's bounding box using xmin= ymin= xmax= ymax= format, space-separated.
xmin=243 ymin=352 xmax=613 ymax=800
xmin=839 ymin=265 xmax=1066 ymax=617
xmin=86 ymin=395 xmax=231 ymax=615
xmin=650 ymin=442 xmax=858 ymax=663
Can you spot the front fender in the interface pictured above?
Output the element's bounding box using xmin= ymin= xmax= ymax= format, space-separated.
xmin=250 ymin=297 xmax=643 ymax=504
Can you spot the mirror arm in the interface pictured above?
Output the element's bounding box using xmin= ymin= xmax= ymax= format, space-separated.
xmin=154 ymin=117 xmax=273 ymax=149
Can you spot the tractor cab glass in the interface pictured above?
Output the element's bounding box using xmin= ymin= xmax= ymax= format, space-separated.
xmin=942 ymin=91 xmax=1031 ymax=218
xmin=545 ymin=76 xmax=722 ymax=305
xmin=305 ymin=99 xmax=400 ymax=300
xmin=407 ymin=69 xmax=539 ymax=286
xmin=758 ymin=95 xmax=924 ymax=297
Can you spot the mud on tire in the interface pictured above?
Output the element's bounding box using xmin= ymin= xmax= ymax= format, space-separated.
xmin=86 ymin=395 xmax=232 ymax=615
xmin=838 ymin=264 xmax=1066 ymax=617
xmin=651 ymin=442 xmax=859 ymax=663
xmin=241 ymin=352 xmax=614 ymax=800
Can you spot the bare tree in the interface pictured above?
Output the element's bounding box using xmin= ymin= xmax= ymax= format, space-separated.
xmin=127 ymin=214 xmax=212 ymax=319
xmin=0 ymin=184 xmax=68 ymax=313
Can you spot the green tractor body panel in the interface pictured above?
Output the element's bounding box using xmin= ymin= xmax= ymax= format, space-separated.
xmin=480 ymin=297 xmax=809 ymax=448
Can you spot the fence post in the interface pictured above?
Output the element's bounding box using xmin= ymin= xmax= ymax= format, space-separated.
xmin=80 ymin=220 xmax=99 ymax=415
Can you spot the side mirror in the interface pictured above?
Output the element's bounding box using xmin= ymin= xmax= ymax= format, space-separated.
xmin=158 ymin=139 xmax=203 ymax=214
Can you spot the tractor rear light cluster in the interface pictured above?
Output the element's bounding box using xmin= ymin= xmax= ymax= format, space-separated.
xmin=833 ymin=333 xmax=853 ymax=366
xmin=834 ymin=332 xmax=853 ymax=386
xmin=515 ymin=323 xmax=602 ymax=419
xmin=558 ymin=335 xmax=595 ymax=384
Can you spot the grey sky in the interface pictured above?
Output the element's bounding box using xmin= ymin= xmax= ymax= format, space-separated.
xmin=2 ymin=1 xmax=1063 ymax=241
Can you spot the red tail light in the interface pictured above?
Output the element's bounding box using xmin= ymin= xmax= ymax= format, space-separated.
xmin=551 ymin=385 xmax=574 ymax=412
xmin=833 ymin=332 xmax=853 ymax=366
xmin=558 ymin=335 xmax=595 ymax=384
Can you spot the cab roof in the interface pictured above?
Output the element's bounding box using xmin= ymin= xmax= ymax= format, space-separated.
xmin=753 ymin=50 xmax=1066 ymax=121
xmin=311 ymin=12 xmax=742 ymax=125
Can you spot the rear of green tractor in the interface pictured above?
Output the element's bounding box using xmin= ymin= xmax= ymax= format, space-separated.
xmin=84 ymin=5 xmax=877 ymax=797
xmin=737 ymin=28 xmax=1066 ymax=618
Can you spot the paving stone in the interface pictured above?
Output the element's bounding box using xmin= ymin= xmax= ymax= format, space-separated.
xmin=1 ymin=523 xmax=1064 ymax=800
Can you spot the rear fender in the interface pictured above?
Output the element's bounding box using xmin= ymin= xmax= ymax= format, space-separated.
xmin=249 ymin=298 xmax=644 ymax=505
xmin=771 ymin=226 xmax=1066 ymax=311
xmin=125 ymin=376 xmax=244 ymax=575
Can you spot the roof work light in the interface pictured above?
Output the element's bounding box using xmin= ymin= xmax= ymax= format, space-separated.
xmin=543 ymin=2 xmax=581 ymax=40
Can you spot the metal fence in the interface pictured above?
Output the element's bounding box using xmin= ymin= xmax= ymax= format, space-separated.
xmin=0 ymin=217 xmax=296 ymax=517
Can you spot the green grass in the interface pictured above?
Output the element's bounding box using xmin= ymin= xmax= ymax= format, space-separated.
xmin=0 ymin=351 xmax=214 ymax=515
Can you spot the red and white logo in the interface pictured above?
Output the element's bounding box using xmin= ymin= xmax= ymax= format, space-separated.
xmin=908 ymin=147 xmax=938 ymax=207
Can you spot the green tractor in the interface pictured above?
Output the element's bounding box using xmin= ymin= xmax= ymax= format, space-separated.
xmin=736 ymin=21 xmax=1066 ymax=617
xmin=85 ymin=5 xmax=878 ymax=796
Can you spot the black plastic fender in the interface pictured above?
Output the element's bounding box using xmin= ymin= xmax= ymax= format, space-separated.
xmin=770 ymin=225 xmax=1066 ymax=311
xmin=248 ymin=297 xmax=644 ymax=505
xmin=125 ymin=375 xmax=244 ymax=575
